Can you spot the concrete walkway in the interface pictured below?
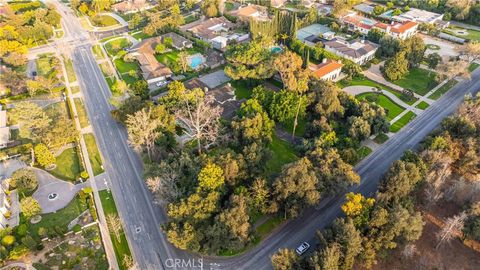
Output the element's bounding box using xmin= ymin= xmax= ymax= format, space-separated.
xmin=32 ymin=168 xmax=85 ymax=214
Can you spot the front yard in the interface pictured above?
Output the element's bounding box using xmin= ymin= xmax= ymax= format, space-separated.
xmin=50 ymin=147 xmax=83 ymax=182
xmin=390 ymin=68 xmax=438 ymax=96
xmin=104 ymin=38 xmax=132 ymax=57
xmin=356 ymin=92 xmax=405 ymax=120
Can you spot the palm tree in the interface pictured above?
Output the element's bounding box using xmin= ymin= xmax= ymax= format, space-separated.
xmin=280 ymin=33 xmax=289 ymax=45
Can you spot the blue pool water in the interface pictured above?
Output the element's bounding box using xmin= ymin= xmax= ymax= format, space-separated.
xmin=271 ymin=46 xmax=283 ymax=53
xmin=189 ymin=54 xmax=204 ymax=69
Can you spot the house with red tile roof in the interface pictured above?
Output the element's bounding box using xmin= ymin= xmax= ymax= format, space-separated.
xmin=374 ymin=21 xmax=418 ymax=40
xmin=309 ymin=59 xmax=343 ymax=81
xmin=230 ymin=4 xmax=269 ymax=22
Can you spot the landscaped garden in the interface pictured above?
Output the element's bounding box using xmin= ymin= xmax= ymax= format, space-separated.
xmin=356 ymin=92 xmax=405 ymax=120
xmin=338 ymin=76 xmax=417 ymax=105
xmin=389 ymin=67 xmax=438 ymax=96
xmin=390 ymin=111 xmax=416 ymax=133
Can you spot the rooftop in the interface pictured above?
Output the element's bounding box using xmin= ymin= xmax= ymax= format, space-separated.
xmin=309 ymin=60 xmax=343 ymax=78
xmin=396 ymin=8 xmax=443 ymax=23
xmin=186 ymin=17 xmax=235 ymax=40
xmin=296 ymin=24 xmax=332 ymax=42
xmin=324 ymin=38 xmax=379 ymax=59
xmin=353 ymin=3 xmax=374 ymax=14
xmin=230 ymin=4 xmax=268 ymax=20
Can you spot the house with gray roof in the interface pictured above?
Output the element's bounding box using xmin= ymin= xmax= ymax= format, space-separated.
xmin=324 ymin=38 xmax=378 ymax=65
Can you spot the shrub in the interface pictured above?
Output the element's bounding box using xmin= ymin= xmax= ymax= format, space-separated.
xmin=1 ymin=235 xmax=15 ymax=246
xmin=37 ymin=227 xmax=47 ymax=238
xmin=8 ymin=245 xmax=29 ymax=260
xmin=34 ymin=143 xmax=56 ymax=168
xmin=10 ymin=168 xmax=38 ymax=194
xmin=80 ymin=171 xmax=89 ymax=179
xmin=72 ymin=224 xmax=82 ymax=233
xmin=20 ymin=197 xmax=42 ymax=220
xmin=16 ymin=224 xmax=28 ymax=237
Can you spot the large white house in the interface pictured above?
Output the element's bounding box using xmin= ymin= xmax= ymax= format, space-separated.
xmin=324 ymin=38 xmax=378 ymax=65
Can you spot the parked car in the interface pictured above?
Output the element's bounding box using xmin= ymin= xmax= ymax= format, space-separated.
xmin=155 ymin=81 xmax=168 ymax=87
xmin=295 ymin=242 xmax=310 ymax=255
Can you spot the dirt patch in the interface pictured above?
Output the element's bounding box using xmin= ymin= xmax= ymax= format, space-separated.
xmin=372 ymin=201 xmax=480 ymax=270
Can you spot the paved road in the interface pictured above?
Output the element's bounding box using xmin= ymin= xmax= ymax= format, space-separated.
xmin=47 ymin=1 xmax=480 ymax=269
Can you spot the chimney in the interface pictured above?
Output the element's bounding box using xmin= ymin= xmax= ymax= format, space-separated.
xmin=322 ymin=58 xmax=327 ymax=63
xmin=360 ymin=39 xmax=365 ymax=44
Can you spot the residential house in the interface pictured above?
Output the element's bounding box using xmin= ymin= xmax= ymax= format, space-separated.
xmin=230 ymin=4 xmax=269 ymax=22
xmin=395 ymin=8 xmax=444 ymax=24
xmin=324 ymin=38 xmax=378 ymax=65
xmin=161 ymin=32 xmax=193 ymax=50
xmin=374 ymin=21 xmax=418 ymax=40
xmin=185 ymin=17 xmax=236 ymax=49
xmin=309 ymin=59 xmax=343 ymax=81
xmin=129 ymin=37 xmax=173 ymax=84
xmin=296 ymin=24 xmax=334 ymax=46
xmin=341 ymin=12 xmax=378 ymax=35
xmin=0 ymin=180 xmax=14 ymax=229
xmin=112 ymin=0 xmax=154 ymax=14
xmin=0 ymin=109 xmax=9 ymax=149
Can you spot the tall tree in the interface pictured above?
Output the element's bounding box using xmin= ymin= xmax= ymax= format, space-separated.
xmin=174 ymin=89 xmax=222 ymax=154
xmin=10 ymin=101 xmax=51 ymax=140
xmin=383 ymin=51 xmax=409 ymax=81
xmin=106 ymin=214 xmax=124 ymax=243
xmin=271 ymin=248 xmax=300 ymax=270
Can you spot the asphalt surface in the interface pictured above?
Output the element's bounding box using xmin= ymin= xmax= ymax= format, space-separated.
xmin=48 ymin=1 xmax=480 ymax=269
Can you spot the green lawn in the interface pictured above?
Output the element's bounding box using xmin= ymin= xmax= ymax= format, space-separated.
xmin=183 ymin=14 xmax=199 ymax=25
xmin=91 ymin=14 xmax=119 ymax=27
xmin=416 ymin=101 xmax=430 ymax=110
xmin=64 ymin=58 xmax=77 ymax=83
xmin=390 ymin=68 xmax=438 ymax=96
xmin=255 ymin=215 xmax=284 ymax=239
xmin=468 ymin=62 xmax=480 ymax=72
xmin=428 ymin=79 xmax=457 ymax=100
xmin=29 ymin=195 xmax=87 ymax=238
xmin=374 ymin=133 xmax=389 ymax=144
xmin=114 ymin=58 xmax=140 ymax=74
xmin=99 ymin=190 xmax=132 ymax=270
xmin=231 ymin=80 xmax=253 ymax=99
xmin=83 ymin=133 xmax=104 ymax=175
xmin=356 ymin=93 xmax=405 ymax=120
xmin=92 ymin=45 xmax=105 ymax=60
xmin=70 ymin=86 xmax=80 ymax=94
xmin=281 ymin=118 xmax=306 ymax=137
xmin=390 ymin=111 xmax=416 ymax=133
xmin=356 ymin=146 xmax=372 ymax=160
xmin=443 ymin=26 xmax=480 ymax=41
xmin=339 ymin=76 xmax=417 ymax=105
xmin=74 ymin=98 xmax=89 ymax=128
xmin=104 ymin=38 xmax=131 ymax=56
xmin=131 ymin=31 xmax=151 ymax=41
xmin=50 ymin=147 xmax=83 ymax=181
xmin=120 ymin=73 xmax=139 ymax=85
xmin=155 ymin=48 xmax=200 ymax=66
xmin=266 ymin=135 xmax=298 ymax=176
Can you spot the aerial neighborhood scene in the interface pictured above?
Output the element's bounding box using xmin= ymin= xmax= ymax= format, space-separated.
xmin=0 ymin=0 xmax=479 ymax=269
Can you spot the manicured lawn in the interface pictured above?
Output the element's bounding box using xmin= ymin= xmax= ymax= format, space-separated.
xmin=390 ymin=68 xmax=438 ymax=96
xmin=92 ymin=45 xmax=105 ymax=60
xmin=390 ymin=111 xmax=416 ymax=133
xmin=356 ymin=93 xmax=405 ymax=120
xmin=131 ymin=31 xmax=151 ymax=41
xmin=231 ymin=80 xmax=253 ymax=99
xmin=104 ymin=38 xmax=131 ymax=56
xmin=91 ymin=14 xmax=119 ymax=27
xmin=121 ymin=73 xmax=139 ymax=85
xmin=281 ymin=117 xmax=306 ymax=137
xmin=357 ymin=146 xmax=372 ymax=160
xmin=71 ymin=86 xmax=80 ymax=94
xmin=339 ymin=76 xmax=417 ymax=105
xmin=155 ymin=48 xmax=200 ymax=66
xmin=50 ymin=147 xmax=83 ymax=181
xmin=416 ymin=101 xmax=430 ymax=110
xmin=84 ymin=133 xmax=104 ymax=175
xmin=74 ymin=98 xmax=89 ymax=128
xmin=374 ymin=133 xmax=389 ymax=144
xmin=29 ymin=195 xmax=87 ymax=238
xmin=469 ymin=62 xmax=480 ymax=72
xmin=428 ymin=79 xmax=457 ymax=100
xmin=114 ymin=58 xmax=140 ymax=74
xmin=99 ymin=190 xmax=132 ymax=270
xmin=443 ymin=26 xmax=480 ymax=41
xmin=64 ymin=58 xmax=76 ymax=83
xmin=266 ymin=135 xmax=298 ymax=176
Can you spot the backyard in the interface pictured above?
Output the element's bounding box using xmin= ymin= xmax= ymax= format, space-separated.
xmin=390 ymin=68 xmax=438 ymax=96
xmin=99 ymin=190 xmax=132 ymax=270
xmin=265 ymin=135 xmax=298 ymax=176
xmin=356 ymin=92 xmax=405 ymax=120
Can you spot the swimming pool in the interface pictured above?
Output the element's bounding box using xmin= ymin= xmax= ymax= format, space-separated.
xmin=189 ymin=54 xmax=205 ymax=69
xmin=270 ymin=46 xmax=283 ymax=53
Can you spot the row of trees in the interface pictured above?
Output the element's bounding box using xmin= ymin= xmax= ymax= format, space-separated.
xmin=381 ymin=35 xmax=426 ymax=80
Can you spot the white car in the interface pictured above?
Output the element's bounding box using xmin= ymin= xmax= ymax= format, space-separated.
xmin=295 ymin=242 xmax=310 ymax=255
xmin=156 ymin=81 xmax=168 ymax=87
